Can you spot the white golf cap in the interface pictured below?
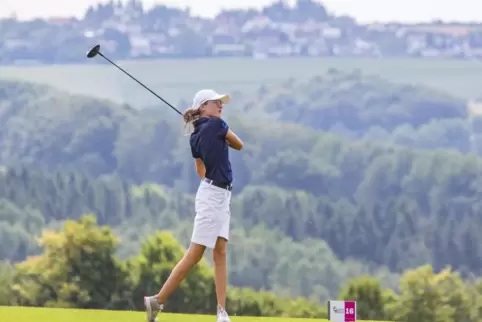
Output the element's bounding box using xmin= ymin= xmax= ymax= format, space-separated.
xmin=191 ymin=89 xmax=230 ymax=110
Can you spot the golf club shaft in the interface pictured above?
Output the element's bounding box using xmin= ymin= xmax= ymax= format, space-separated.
xmin=98 ymin=52 xmax=182 ymax=115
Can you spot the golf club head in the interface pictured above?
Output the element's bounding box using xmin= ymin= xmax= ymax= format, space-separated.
xmin=87 ymin=45 xmax=101 ymax=58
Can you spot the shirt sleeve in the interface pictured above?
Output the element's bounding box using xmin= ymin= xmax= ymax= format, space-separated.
xmin=207 ymin=117 xmax=229 ymax=138
xmin=190 ymin=137 xmax=200 ymax=158
xmin=191 ymin=145 xmax=200 ymax=158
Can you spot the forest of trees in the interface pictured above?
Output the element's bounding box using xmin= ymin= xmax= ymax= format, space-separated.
xmin=235 ymin=68 xmax=477 ymax=153
xmin=1 ymin=69 xmax=482 ymax=320
xmin=2 ymin=215 xmax=481 ymax=321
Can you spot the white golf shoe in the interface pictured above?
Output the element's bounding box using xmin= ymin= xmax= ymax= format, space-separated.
xmin=144 ymin=295 xmax=163 ymax=322
xmin=216 ymin=305 xmax=231 ymax=322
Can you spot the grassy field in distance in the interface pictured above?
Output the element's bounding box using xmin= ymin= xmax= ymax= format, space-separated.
xmin=0 ymin=306 xmax=389 ymax=322
xmin=1 ymin=57 xmax=481 ymax=109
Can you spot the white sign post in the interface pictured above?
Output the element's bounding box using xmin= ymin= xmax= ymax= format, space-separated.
xmin=327 ymin=300 xmax=356 ymax=322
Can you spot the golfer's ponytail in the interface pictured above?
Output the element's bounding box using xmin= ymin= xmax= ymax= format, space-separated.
xmin=183 ymin=107 xmax=201 ymax=124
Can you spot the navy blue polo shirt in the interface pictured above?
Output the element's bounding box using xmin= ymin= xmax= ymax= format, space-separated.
xmin=190 ymin=117 xmax=232 ymax=185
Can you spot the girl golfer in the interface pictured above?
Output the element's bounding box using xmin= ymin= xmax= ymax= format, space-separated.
xmin=144 ymin=89 xmax=243 ymax=322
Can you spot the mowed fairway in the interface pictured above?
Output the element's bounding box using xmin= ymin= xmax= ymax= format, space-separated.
xmin=2 ymin=306 xmax=318 ymax=322
xmin=1 ymin=57 xmax=482 ymax=109
xmin=0 ymin=306 xmax=387 ymax=322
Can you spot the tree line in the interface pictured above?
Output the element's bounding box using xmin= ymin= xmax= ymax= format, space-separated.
xmin=1 ymin=215 xmax=481 ymax=322
xmin=239 ymin=69 xmax=482 ymax=155
xmin=0 ymin=215 xmax=327 ymax=318
xmin=340 ymin=265 xmax=482 ymax=322
xmin=0 ymin=166 xmax=398 ymax=301
xmin=1 ymin=78 xmax=482 ymax=281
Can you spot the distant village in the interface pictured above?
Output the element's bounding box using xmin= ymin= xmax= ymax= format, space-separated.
xmin=1 ymin=0 xmax=482 ymax=64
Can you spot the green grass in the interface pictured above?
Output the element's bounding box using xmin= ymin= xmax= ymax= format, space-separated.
xmin=1 ymin=57 xmax=481 ymax=109
xmin=0 ymin=306 xmax=387 ymax=322
xmin=0 ymin=306 xmax=319 ymax=322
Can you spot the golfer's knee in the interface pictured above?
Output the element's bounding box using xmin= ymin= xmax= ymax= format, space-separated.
xmin=185 ymin=243 xmax=205 ymax=265
xmin=213 ymin=238 xmax=227 ymax=262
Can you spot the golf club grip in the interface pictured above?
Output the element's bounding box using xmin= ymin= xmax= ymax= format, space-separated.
xmin=99 ymin=53 xmax=182 ymax=115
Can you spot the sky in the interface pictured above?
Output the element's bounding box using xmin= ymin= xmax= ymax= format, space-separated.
xmin=1 ymin=0 xmax=481 ymax=23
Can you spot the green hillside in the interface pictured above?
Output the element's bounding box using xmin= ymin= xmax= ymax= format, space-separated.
xmin=236 ymin=69 xmax=479 ymax=154
xmin=240 ymin=69 xmax=467 ymax=132
xmin=1 ymin=57 xmax=482 ymax=109
xmin=1 ymin=74 xmax=482 ymax=321
xmin=1 ymin=77 xmax=482 ymax=277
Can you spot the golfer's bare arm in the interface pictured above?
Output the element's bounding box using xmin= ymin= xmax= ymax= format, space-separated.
xmin=226 ymin=129 xmax=243 ymax=151
xmin=195 ymin=158 xmax=206 ymax=179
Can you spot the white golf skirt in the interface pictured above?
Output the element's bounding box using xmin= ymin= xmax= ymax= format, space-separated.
xmin=191 ymin=179 xmax=232 ymax=249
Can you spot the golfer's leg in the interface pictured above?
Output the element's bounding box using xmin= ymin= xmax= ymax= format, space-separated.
xmin=156 ymin=202 xmax=218 ymax=304
xmin=214 ymin=208 xmax=230 ymax=309
xmin=213 ymin=236 xmax=228 ymax=309
xmin=156 ymin=242 xmax=206 ymax=304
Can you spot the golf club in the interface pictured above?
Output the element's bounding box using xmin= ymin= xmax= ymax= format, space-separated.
xmin=86 ymin=44 xmax=182 ymax=115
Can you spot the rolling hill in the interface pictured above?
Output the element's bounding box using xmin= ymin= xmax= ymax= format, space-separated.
xmin=1 ymin=71 xmax=482 ymax=320
xmin=0 ymin=76 xmax=482 ymax=276
xmin=1 ymin=57 xmax=482 ymax=109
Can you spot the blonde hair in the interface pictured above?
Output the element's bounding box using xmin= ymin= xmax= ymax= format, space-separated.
xmin=183 ymin=107 xmax=201 ymax=124
xmin=182 ymin=106 xmax=202 ymax=135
